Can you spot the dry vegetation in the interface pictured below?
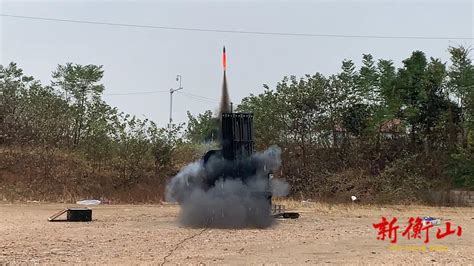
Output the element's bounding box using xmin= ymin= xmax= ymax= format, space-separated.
xmin=0 ymin=146 xmax=172 ymax=203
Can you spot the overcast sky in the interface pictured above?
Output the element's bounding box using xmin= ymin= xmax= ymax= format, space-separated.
xmin=1 ymin=0 xmax=473 ymax=127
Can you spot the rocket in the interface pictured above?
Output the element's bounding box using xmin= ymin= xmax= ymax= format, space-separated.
xmin=223 ymin=46 xmax=227 ymax=71
xmin=220 ymin=46 xmax=231 ymax=114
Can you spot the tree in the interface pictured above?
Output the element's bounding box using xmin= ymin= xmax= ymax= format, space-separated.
xmin=394 ymin=51 xmax=428 ymax=149
xmin=238 ymin=87 xmax=284 ymax=149
xmin=185 ymin=110 xmax=219 ymax=143
xmin=52 ymin=63 xmax=105 ymax=147
xmin=448 ymin=45 xmax=474 ymax=147
xmin=342 ymin=103 xmax=371 ymax=137
xmin=421 ymin=57 xmax=449 ymax=152
xmin=325 ymin=74 xmax=350 ymax=147
xmin=358 ymin=54 xmax=380 ymax=106
xmin=0 ymin=62 xmax=68 ymax=147
xmin=375 ymin=59 xmax=398 ymax=121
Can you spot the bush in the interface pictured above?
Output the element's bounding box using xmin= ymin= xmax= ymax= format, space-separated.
xmin=446 ymin=147 xmax=474 ymax=190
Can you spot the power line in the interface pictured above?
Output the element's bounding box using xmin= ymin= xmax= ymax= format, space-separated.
xmin=1 ymin=14 xmax=473 ymax=40
xmin=102 ymin=89 xmax=220 ymax=104
xmin=103 ymin=90 xmax=168 ymax=95
xmin=180 ymin=96 xmax=215 ymax=104
xmin=178 ymin=91 xmax=219 ymax=102
xmin=177 ymin=91 xmax=219 ymax=103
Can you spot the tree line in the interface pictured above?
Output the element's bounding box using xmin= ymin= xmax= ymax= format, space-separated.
xmin=1 ymin=45 xmax=473 ymax=202
xmin=0 ymin=63 xmax=181 ymax=201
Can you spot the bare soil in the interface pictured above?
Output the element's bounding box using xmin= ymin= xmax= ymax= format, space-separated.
xmin=0 ymin=202 xmax=473 ymax=264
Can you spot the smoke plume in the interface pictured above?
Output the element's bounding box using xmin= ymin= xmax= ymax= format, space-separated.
xmin=270 ymin=178 xmax=290 ymax=197
xmin=166 ymin=146 xmax=289 ymax=228
xmin=219 ymin=71 xmax=231 ymax=115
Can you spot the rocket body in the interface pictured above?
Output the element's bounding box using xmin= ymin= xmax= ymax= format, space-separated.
xmin=223 ymin=46 xmax=227 ymax=70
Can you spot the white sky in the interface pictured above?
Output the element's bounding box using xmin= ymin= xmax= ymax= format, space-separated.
xmin=1 ymin=0 xmax=473 ymax=127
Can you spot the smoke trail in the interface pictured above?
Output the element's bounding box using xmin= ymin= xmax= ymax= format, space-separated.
xmin=219 ymin=70 xmax=230 ymax=115
xmin=220 ymin=46 xmax=230 ymax=115
xmin=166 ymin=146 xmax=288 ymax=228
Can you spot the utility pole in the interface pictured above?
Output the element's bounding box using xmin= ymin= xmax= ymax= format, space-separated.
xmin=168 ymin=75 xmax=183 ymax=131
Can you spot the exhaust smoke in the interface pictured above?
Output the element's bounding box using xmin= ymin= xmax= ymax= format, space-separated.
xmin=165 ymin=146 xmax=289 ymax=228
xmin=220 ymin=46 xmax=231 ymax=115
xmin=220 ymin=70 xmax=230 ymax=115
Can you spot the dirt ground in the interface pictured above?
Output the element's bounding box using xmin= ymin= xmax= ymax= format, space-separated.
xmin=0 ymin=202 xmax=473 ymax=264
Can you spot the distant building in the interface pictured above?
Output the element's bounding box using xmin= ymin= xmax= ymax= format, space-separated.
xmin=379 ymin=118 xmax=404 ymax=139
